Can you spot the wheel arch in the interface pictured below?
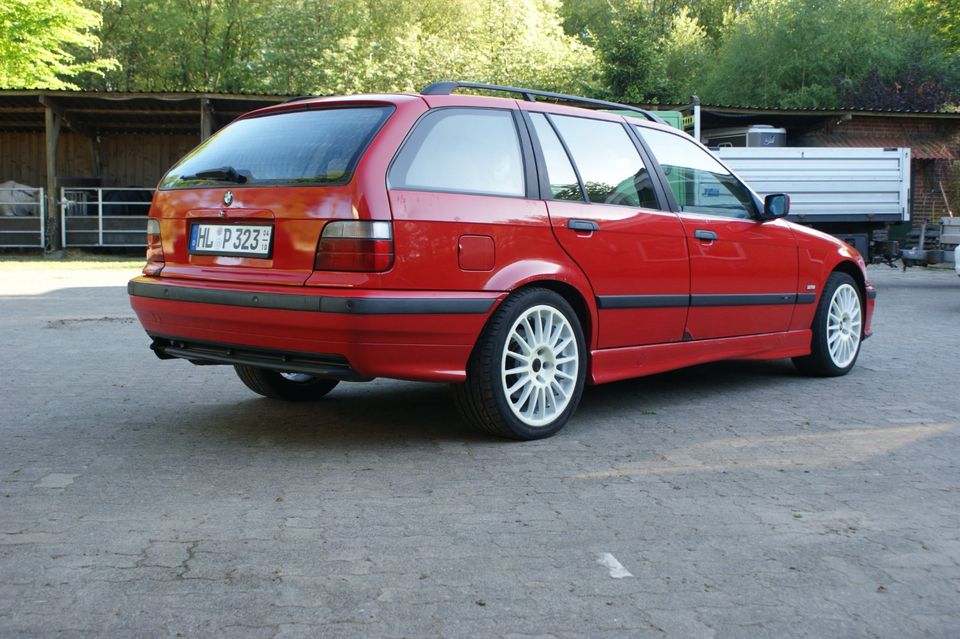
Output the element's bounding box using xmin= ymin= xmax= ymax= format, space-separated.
xmin=513 ymin=279 xmax=595 ymax=350
xmin=832 ymin=260 xmax=867 ymax=304
xmin=483 ymin=258 xmax=599 ymax=350
xmin=826 ymin=259 xmax=868 ymax=340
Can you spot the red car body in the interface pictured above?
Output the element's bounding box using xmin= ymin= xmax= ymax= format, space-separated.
xmin=129 ymin=89 xmax=875 ymax=436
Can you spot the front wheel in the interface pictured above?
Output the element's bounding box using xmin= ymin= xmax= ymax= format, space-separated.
xmin=234 ymin=365 xmax=340 ymax=401
xmin=453 ymin=288 xmax=587 ymax=440
xmin=793 ymin=272 xmax=864 ymax=377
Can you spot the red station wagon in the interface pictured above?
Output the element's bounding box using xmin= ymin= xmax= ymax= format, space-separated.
xmin=129 ymin=82 xmax=876 ymax=440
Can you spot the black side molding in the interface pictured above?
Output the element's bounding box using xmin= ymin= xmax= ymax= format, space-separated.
xmin=597 ymin=294 xmax=690 ymax=309
xmin=596 ymin=292 xmax=817 ymax=309
xmin=690 ymin=293 xmax=800 ymax=307
xmin=129 ymin=280 xmax=496 ymax=315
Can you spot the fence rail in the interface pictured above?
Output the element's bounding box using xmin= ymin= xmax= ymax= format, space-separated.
xmin=61 ymin=187 xmax=153 ymax=248
xmin=0 ymin=187 xmax=45 ymax=247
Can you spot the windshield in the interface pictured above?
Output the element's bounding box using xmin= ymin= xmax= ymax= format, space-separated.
xmin=160 ymin=106 xmax=394 ymax=189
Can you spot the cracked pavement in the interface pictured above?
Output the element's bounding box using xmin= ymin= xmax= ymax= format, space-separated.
xmin=1 ymin=264 xmax=958 ymax=637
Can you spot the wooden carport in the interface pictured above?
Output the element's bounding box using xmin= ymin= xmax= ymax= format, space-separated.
xmin=0 ymin=90 xmax=286 ymax=251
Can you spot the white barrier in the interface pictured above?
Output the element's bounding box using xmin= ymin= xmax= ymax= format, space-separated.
xmin=0 ymin=187 xmax=45 ymax=247
xmin=61 ymin=187 xmax=153 ymax=247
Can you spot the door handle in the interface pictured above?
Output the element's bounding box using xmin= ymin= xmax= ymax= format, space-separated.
xmin=694 ymin=229 xmax=717 ymax=241
xmin=568 ymin=219 xmax=599 ymax=232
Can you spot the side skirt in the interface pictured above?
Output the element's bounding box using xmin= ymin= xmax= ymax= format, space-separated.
xmin=589 ymin=330 xmax=812 ymax=385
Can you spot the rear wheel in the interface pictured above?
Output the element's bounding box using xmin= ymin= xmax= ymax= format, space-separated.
xmin=453 ymin=288 xmax=587 ymax=440
xmin=793 ymin=272 xmax=863 ymax=377
xmin=234 ymin=365 xmax=339 ymax=401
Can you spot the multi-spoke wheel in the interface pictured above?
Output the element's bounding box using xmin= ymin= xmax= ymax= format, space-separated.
xmin=793 ymin=272 xmax=864 ymax=377
xmin=501 ymin=305 xmax=579 ymax=427
xmin=454 ymin=288 xmax=587 ymax=440
xmin=234 ymin=365 xmax=340 ymax=401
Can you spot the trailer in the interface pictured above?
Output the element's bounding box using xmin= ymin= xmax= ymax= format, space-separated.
xmin=714 ymin=146 xmax=911 ymax=262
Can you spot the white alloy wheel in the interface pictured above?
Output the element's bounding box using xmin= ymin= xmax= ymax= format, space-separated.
xmin=826 ymin=283 xmax=862 ymax=368
xmin=500 ymin=304 xmax=579 ymax=427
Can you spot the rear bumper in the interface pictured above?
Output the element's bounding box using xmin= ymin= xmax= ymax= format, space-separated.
xmin=128 ymin=277 xmax=503 ymax=382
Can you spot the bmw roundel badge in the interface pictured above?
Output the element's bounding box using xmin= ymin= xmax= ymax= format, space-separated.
xmin=223 ymin=191 xmax=234 ymax=206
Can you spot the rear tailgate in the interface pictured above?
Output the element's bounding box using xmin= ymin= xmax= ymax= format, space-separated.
xmin=152 ymin=105 xmax=396 ymax=286
xmin=154 ymin=186 xmax=359 ymax=286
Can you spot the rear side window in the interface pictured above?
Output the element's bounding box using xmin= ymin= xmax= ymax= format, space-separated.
xmin=389 ymin=108 xmax=525 ymax=197
xmin=160 ymin=106 xmax=394 ymax=189
xmin=550 ymin=115 xmax=660 ymax=209
xmin=528 ymin=113 xmax=584 ymax=202
xmin=636 ymin=127 xmax=757 ymax=219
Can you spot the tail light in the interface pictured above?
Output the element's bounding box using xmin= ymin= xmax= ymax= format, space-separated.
xmin=144 ymin=217 xmax=164 ymax=276
xmin=315 ymin=221 xmax=393 ymax=272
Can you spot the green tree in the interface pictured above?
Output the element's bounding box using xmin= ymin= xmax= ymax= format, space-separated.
xmin=85 ymin=0 xmax=598 ymax=96
xmin=560 ymin=0 xmax=746 ymax=102
xmin=904 ymin=0 xmax=960 ymax=52
xmin=703 ymin=0 xmax=911 ymax=108
xmin=658 ymin=7 xmax=710 ymax=103
xmin=0 ymin=0 xmax=116 ymax=89
xmin=590 ymin=0 xmax=667 ymax=102
xmin=90 ymin=0 xmax=262 ymax=92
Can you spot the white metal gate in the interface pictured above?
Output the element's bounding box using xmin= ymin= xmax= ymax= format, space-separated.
xmin=0 ymin=186 xmax=45 ymax=247
xmin=60 ymin=187 xmax=153 ymax=247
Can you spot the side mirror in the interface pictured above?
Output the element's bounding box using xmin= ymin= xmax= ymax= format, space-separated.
xmin=762 ymin=193 xmax=790 ymax=220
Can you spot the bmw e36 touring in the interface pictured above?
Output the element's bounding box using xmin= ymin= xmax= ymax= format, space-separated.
xmin=128 ymin=82 xmax=876 ymax=439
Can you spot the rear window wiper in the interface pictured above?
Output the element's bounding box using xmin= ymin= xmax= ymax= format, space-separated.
xmin=178 ymin=166 xmax=249 ymax=184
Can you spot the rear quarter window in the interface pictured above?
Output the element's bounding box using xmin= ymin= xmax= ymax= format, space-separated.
xmin=388 ymin=108 xmax=525 ymax=198
xmin=160 ymin=106 xmax=394 ymax=189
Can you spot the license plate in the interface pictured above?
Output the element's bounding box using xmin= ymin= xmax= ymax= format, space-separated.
xmin=190 ymin=223 xmax=273 ymax=257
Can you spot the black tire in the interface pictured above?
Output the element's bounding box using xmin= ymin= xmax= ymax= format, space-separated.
xmin=453 ymin=287 xmax=587 ymax=440
xmin=793 ymin=271 xmax=864 ymax=377
xmin=234 ymin=365 xmax=339 ymax=401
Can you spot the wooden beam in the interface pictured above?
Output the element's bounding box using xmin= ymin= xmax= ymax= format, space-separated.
xmin=81 ymin=122 xmax=201 ymax=131
xmin=32 ymin=107 xmax=200 ymax=116
xmin=44 ymin=104 xmax=62 ymax=252
xmin=0 ymin=121 xmax=44 ymax=129
xmin=0 ymin=106 xmax=45 ymax=113
xmin=88 ymin=136 xmax=102 ymax=179
xmin=39 ymin=95 xmax=96 ymax=138
xmin=200 ymin=98 xmax=214 ymax=141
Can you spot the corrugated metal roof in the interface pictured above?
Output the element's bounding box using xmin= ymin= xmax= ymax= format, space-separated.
xmin=0 ymin=90 xmax=286 ymax=134
xmin=696 ymin=103 xmax=960 ymax=117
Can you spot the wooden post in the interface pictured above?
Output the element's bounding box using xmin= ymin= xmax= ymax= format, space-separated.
xmin=43 ymin=102 xmax=62 ymax=253
xmin=39 ymin=95 xmax=98 ymax=252
xmin=200 ymin=98 xmax=214 ymax=141
xmin=88 ymin=136 xmax=102 ymax=179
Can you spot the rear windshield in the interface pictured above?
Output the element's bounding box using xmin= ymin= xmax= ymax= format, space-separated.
xmin=159 ymin=106 xmax=394 ymax=190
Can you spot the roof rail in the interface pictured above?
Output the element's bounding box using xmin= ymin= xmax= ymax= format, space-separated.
xmin=420 ymin=81 xmax=665 ymax=124
xmin=281 ymin=95 xmax=319 ymax=104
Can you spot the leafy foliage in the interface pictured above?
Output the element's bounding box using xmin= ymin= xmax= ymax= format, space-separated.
xmin=701 ymin=0 xmax=952 ymax=108
xmin=83 ymin=0 xmax=597 ymax=95
xmin=840 ymin=67 xmax=956 ymax=111
xmin=0 ymin=0 xmax=116 ymax=89
xmin=2 ymin=0 xmax=958 ymax=111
